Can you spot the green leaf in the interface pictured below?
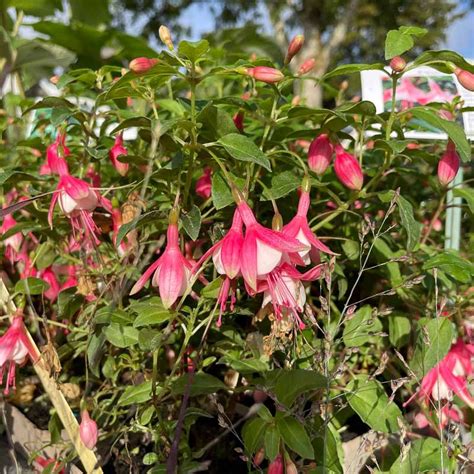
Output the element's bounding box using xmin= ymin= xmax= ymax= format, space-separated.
xmin=24 ymin=96 xmax=76 ymax=113
xmin=343 ymin=305 xmax=382 ymax=347
xmin=103 ymin=324 xmax=139 ymax=348
xmin=0 ymin=171 xmax=41 ymax=185
xmin=242 ymin=417 xmax=266 ymax=454
xmin=197 ymin=104 xmax=237 ymax=139
xmin=220 ymin=355 xmax=269 ymax=374
xmin=256 ymin=405 xmax=273 ymax=423
xmin=171 ymin=373 xmax=227 ymax=396
xmin=313 ymin=417 xmax=344 ymax=474
xmin=453 ymin=187 xmax=474 ymax=214
xmin=373 ymin=238 xmax=403 ymax=286
xmin=423 ymin=251 xmax=474 ymax=283
xmin=397 ymin=195 xmax=422 ymax=251
xmin=276 ymin=414 xmax=314 ymax=459
xmin=118 ymin=381 xmax=156 ymax=406
xmin=388 ymin=313 xmax=411 ymax=348
xmin=131 ymin=298 xmax=172 ymax=327
xmin=413 ymin=50 xmax=474 ymax=74
xmin=264 ymin=425 xmax=280 ymax=462
xmin=115 ymin=210 xmax=160 ymax=246
xmin=409 ymin=107 xmax=470 ymax=163
xmin=410 ymin=318 xmax=454 ymax=378
xmin=346 ymin=375 xmax=402 ymax=433
xmin=342 ymin=240 xmax=359 ymax=261
xmin=57 ymin=288 xmax=84 ymax=319
xmin=15 ymin=277 xmax=49 ymax=295
xmin=201 ymin=277 xmax=223 ymax=299
xmin=87 ymin=331 xmax=105 ymax=377
xmin=181 ymin=205 xmax=201 ymax=241
xmin=178 ymin=40 xmax=210 ymax=63
xmin=385 ymin=26 xmax=427 ymax=59
xmin=389 ymin=437 xmax=448 ymax=473
xmin=217 ymin=133 xmax=272 ymax=171
xmin=48 ymin=411 xmax=62 ymax=445
xmin=211 ymin=172 xmax=245 ymax=210
xmin=323 ymin=63 xmax=385 ymax=80
xmin=261 ymin=171 xmax=300 ymax=201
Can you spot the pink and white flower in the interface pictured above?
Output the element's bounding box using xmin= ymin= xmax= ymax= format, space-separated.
xmin=109 ymin=133 xmax=129 ymax=176
xmin=1 ymin=214 xmax=23 ymax=263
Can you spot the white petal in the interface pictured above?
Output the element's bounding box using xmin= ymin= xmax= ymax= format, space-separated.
xmin=12 ymin=341 xmax=28 ymax=364
xmin=212 ymin=248 xmax=225 ymax=275
xmin=256 ymin=239 xmax=282 ymax=277
xmin=59 ymin=193 xmax=78 ymax=215
xmin=432 ymin=375 xmax=451 ymax=401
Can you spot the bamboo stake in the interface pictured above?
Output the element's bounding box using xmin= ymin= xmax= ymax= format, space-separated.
xmin=0 ymin=279 xmax=103 ymax=474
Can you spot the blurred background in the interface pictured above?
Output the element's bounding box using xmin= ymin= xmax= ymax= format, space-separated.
xmin=1 ymin=0 xmax=473 ymax=106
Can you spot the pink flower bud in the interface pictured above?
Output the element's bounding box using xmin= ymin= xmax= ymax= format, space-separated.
xmin=455 ymin=68 xmax=474 ymax=91
xmin=129 ymin=57 xmax=158 ymax=74
xmin=109 ymin=134 xmax=129 ymax=176
xmin=195 ymin=167 xmax=212 ymax=199
xmin=246 ymin=66 xmax=284 ymax=84
xmin=268 ymin=454 xmax=284 ymax=474
xmin=334 ymin=144 xmax=364 ymax=190
xmin=254 ymin=447 xmax=265 ymax=466
xmin=298 ymin=58 xmax=316 ymax=75
xmin=285 ymin=35 xmax=304 ymax=65
xmin=308 ymin=134 xmax=334 ymax=175
xmin=79 ymin=410 xmax=98 ymax=450
xmin=389 ymin=56 xmax=406 ymax=72
xmin=233 ymin=110 xmax=245 ymax=132
xmin=285 ymin=459 xmax=298 ymax=474
xmin=437 ymin=140 xmax=460 ymax=186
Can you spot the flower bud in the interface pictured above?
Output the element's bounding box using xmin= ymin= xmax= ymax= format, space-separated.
xmin=285 ymin=459 xmax=298 ymax=474
xmin=298 ymin=58 xmax=316 ymax=75
xmin=308 ymin=134 xmax=334 ymax=175
xmin=246 ymin=66 xmax=284 ymax=84
xmin=129 ymin=57 xmax=158 ymax=74
xmin=389 ymin=56 xmax=406 ymax=72
xmin=285 ymin=34 xmax=304 ymax=65
xmin=159 ymin=25 xmax=174 ymax=51
xmin=268 ymin=454 xmax=284 ymax=474
xmin=79 ymin=410 xmax=98 ymax=450
xmin=334 ymin=144 xmax=363 ymax=190
xmin=254 ymin=447 xmax=265 ymax=466
xmin=437 ymin=140 xmax=460 ymax=186
xmin=455 ymin=68 xmax=474 ymax=91
xmin=233 ymin=110 xmax=245 ymax=132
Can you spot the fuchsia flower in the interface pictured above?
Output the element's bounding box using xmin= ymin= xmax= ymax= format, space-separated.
xmin=298 ymin=58 xmax=316 ymax=75
xmin=0 ymin=315 xmax=37 ymax=394
xmin=237 ymin=199 xmax=307 ymax=291
xmin=246 ymin=66 xmax=284 ymax=84
xmin=334 ymin=144 xmax=364 ymax=190
xmin=437 ymin=140 xmax=460 ymax=186
xmin=0 ymin=214 xmax=23 ymax=263
xmin=285 ymin=35 xmax=304 ymax=65
xmin=79 ymin=410 xmax=98 ymax=450
xmin=60 ymin=265 xmax=78 ymax=291
xmin=455 ymin=67 xmax=474 ymax=91
xmin=129 ymin=57 xmax=158 ymax=73
xmin=38 ymin=267 xmax=61 ymax=302
xmin=268 ymin=454 xmax=284 ymax=474
xmin=130 ymin=211 xmax=193 ymax=308
xmin=109 ymin=134 xmax=129 ymax=176
xmin=195 ymin=167 xmax=212 ymax=199
xmin=233 ymin=110 xmax=245 ymax=132
xmin=404 ymin=338 xmax=474 ymax=409
xmin=308 ymin=134 xmax=333 ymax=175
xmin=414 ymin=405 xmax=463 ymax=430
xmin=45 ymin=132 xmax=70 ymax=175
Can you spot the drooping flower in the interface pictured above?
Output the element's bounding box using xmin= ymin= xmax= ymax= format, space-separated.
xmin=237 ymin=199 xmax=308 ymax=291
xmin=285 ymin=35 xmax=304 ymax=65
xmin=0 ymin=315 xmax=37 ymax=394
xmin=0 ymin=214 xmax=23 ymax=263
xmin=130 ymin=210 xmax=193 ymax=308
xmin=38 ymin=267 xmax=61 ymax=302
xmin=109 ymin=134 xmax=129 ymax=176
xmin=404 ymin=338 xmax=474 ymax=408
xmin=282 ymin=188 xmax=335 ymax=265
xmin=233 ymin=110 xmax=245 ymax=132
xmin=45 ymin=132 xmax=70 ymax=176
xmin=79 ymin=410 xmax=98 ymax=450
xmin=195 ymin=167 xmax=212 ymax=200
xmin=60 ymin=265 xmax=78 ymax=292
xmin=268 ymin=454 xmax=284 ymax=474
xmin=334 ymin=144 xmax=364 ymax=190
xmin=437 ymin=140 xmax=460 ymax=186
xmin=246 ymin=66 xmax=284 ymax=84
xmin=308 ymin=134 xmax=334 ymax=175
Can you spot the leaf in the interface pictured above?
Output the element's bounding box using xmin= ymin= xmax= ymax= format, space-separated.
xmin=342 ymin=240 xmax=359 ymax=261
xmin=57 ymin=288 xmax=84 ymax=319
xmin=264 ymin=425 xmax=280 ymax=461
xmin=130 ymin=297 xmax=173 ymax=328
xmin=409 ymin=107 xmax=470 ymax=163
xmin=197 ymin=104 xmax=237 ymax=139
xmin=0 ymin=171 xmax=41 ymax=185
xmin=242 ymin=417 xmax=266 ymax=454
xmin=385 ymin=26 xmax=427 ymax=59
xmin=453 ymin=187 xmax=474 ymax=214
xmin=115 ymin=210 xmax=160 ymax=246
xmin=201 ymin=277 xmax=222 ymax=299
xmin=24 ymin=96 xmax=76 ymax=113
xmin=423 ymin=251 xmax=474 ymax=283
xmin=15 ymin=277 xmax=49 ymax=295
xmin=413 ymin=50 xmax=474 ymax=74
xmin=313 ymin=417 xmax=344 ymax=474
xmin=261 ymin=171 xmax=300 ymax=201
xmin=103 ymin=324 xmax=139 ymax=348
xmin=178 ymin=40 xmax=210 ymax=63
xmin=373 ymin=238 xmax=403 ymax=287
xmin=323 ymin=63 xmax=385 ymax=80
xmin=397 ymin=195 xmax=422 ymax=251
xmin=211 ymin=171 xmax=245 ymax=210
xmin=217 ymin=133 xmax=272 ymax=171
xmin=48 ymin=412 xmax=62 ymax=445
xmin=219 ymin=355 xmax=269 ymax=374
xmin=343 ymin=305 xmax=382 ymax=347
xmin=346 ymin=375 xmax=402 ymax=433
xmin=181 ymin=205 xmax=201 ymax=241
xmin=389 ymin=437 xmax=448 ymax=473
xmin=118 ymin=381 xmax=156 ymax=406
xmin=276 ymin=414 xmax=314 ymax=459
xmin=388 ymin=313 xmax=411 ymax=348
xmin=171 ymin=373 xmax=227 ymax=396
xmin=410 ymin=318 xmax=454 ymax=378
xmin=87 ymin=331 xmax=105 ymax=377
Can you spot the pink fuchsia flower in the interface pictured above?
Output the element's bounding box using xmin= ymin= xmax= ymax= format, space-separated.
xmin=129 ymin=57 xmax=158 ymax=73
xmin=298 ymin=58 xmax=316 ymax=75
xmin=0 ymin=214 xmax=23 ymax=263
xmin=282 ymin=188 xmax=336 ymax=265
xmin=308 ymin=134 xmax=334 ymax=175
xmin=268 ymin=454 xmax=284 ymax=474
xmin=437 ymin=140 xmax=460 ymax=186
xmin=404 ymin=338 xmax=474 ymax=409
xmin=130 ymin=212 xmax=193 ymax=308
xmin=455 ymin=68 xmax=474 ymax=91
xmin=413 ymin=404 xmax=463 ymax=430
xmin=334 ymin=144 xmax=364 ymax=190
xmin=45 ymin=132 xmax=70 ymax=176
xmin=285 ymin=34 xmax=304 ymax=65
xmin=237 ymin=199 xmax=308 ymax=291
xmin=0 ymin=315 xmax=37 ymax=394
xmin=195 ymin=167 xmax=212 ymax=199
xmin=86 ymin=166 xmax=101 ymax=188
xmin=79 ymin=410 xmax=98 ymax=450
xmin=233 ymin=110 xmax=245 ymax=132
xmin=246 ymin=66 xmax=284 ymax=84
xmin=109 ymin=134 xmax=129 ymax=176
xmin=60 ymin=265 xmax=78 ymax=292
xmin=38 ymin=267 xmax=61 ymax=302
xmin=33 ymin=456 xmax=65 ymax=474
